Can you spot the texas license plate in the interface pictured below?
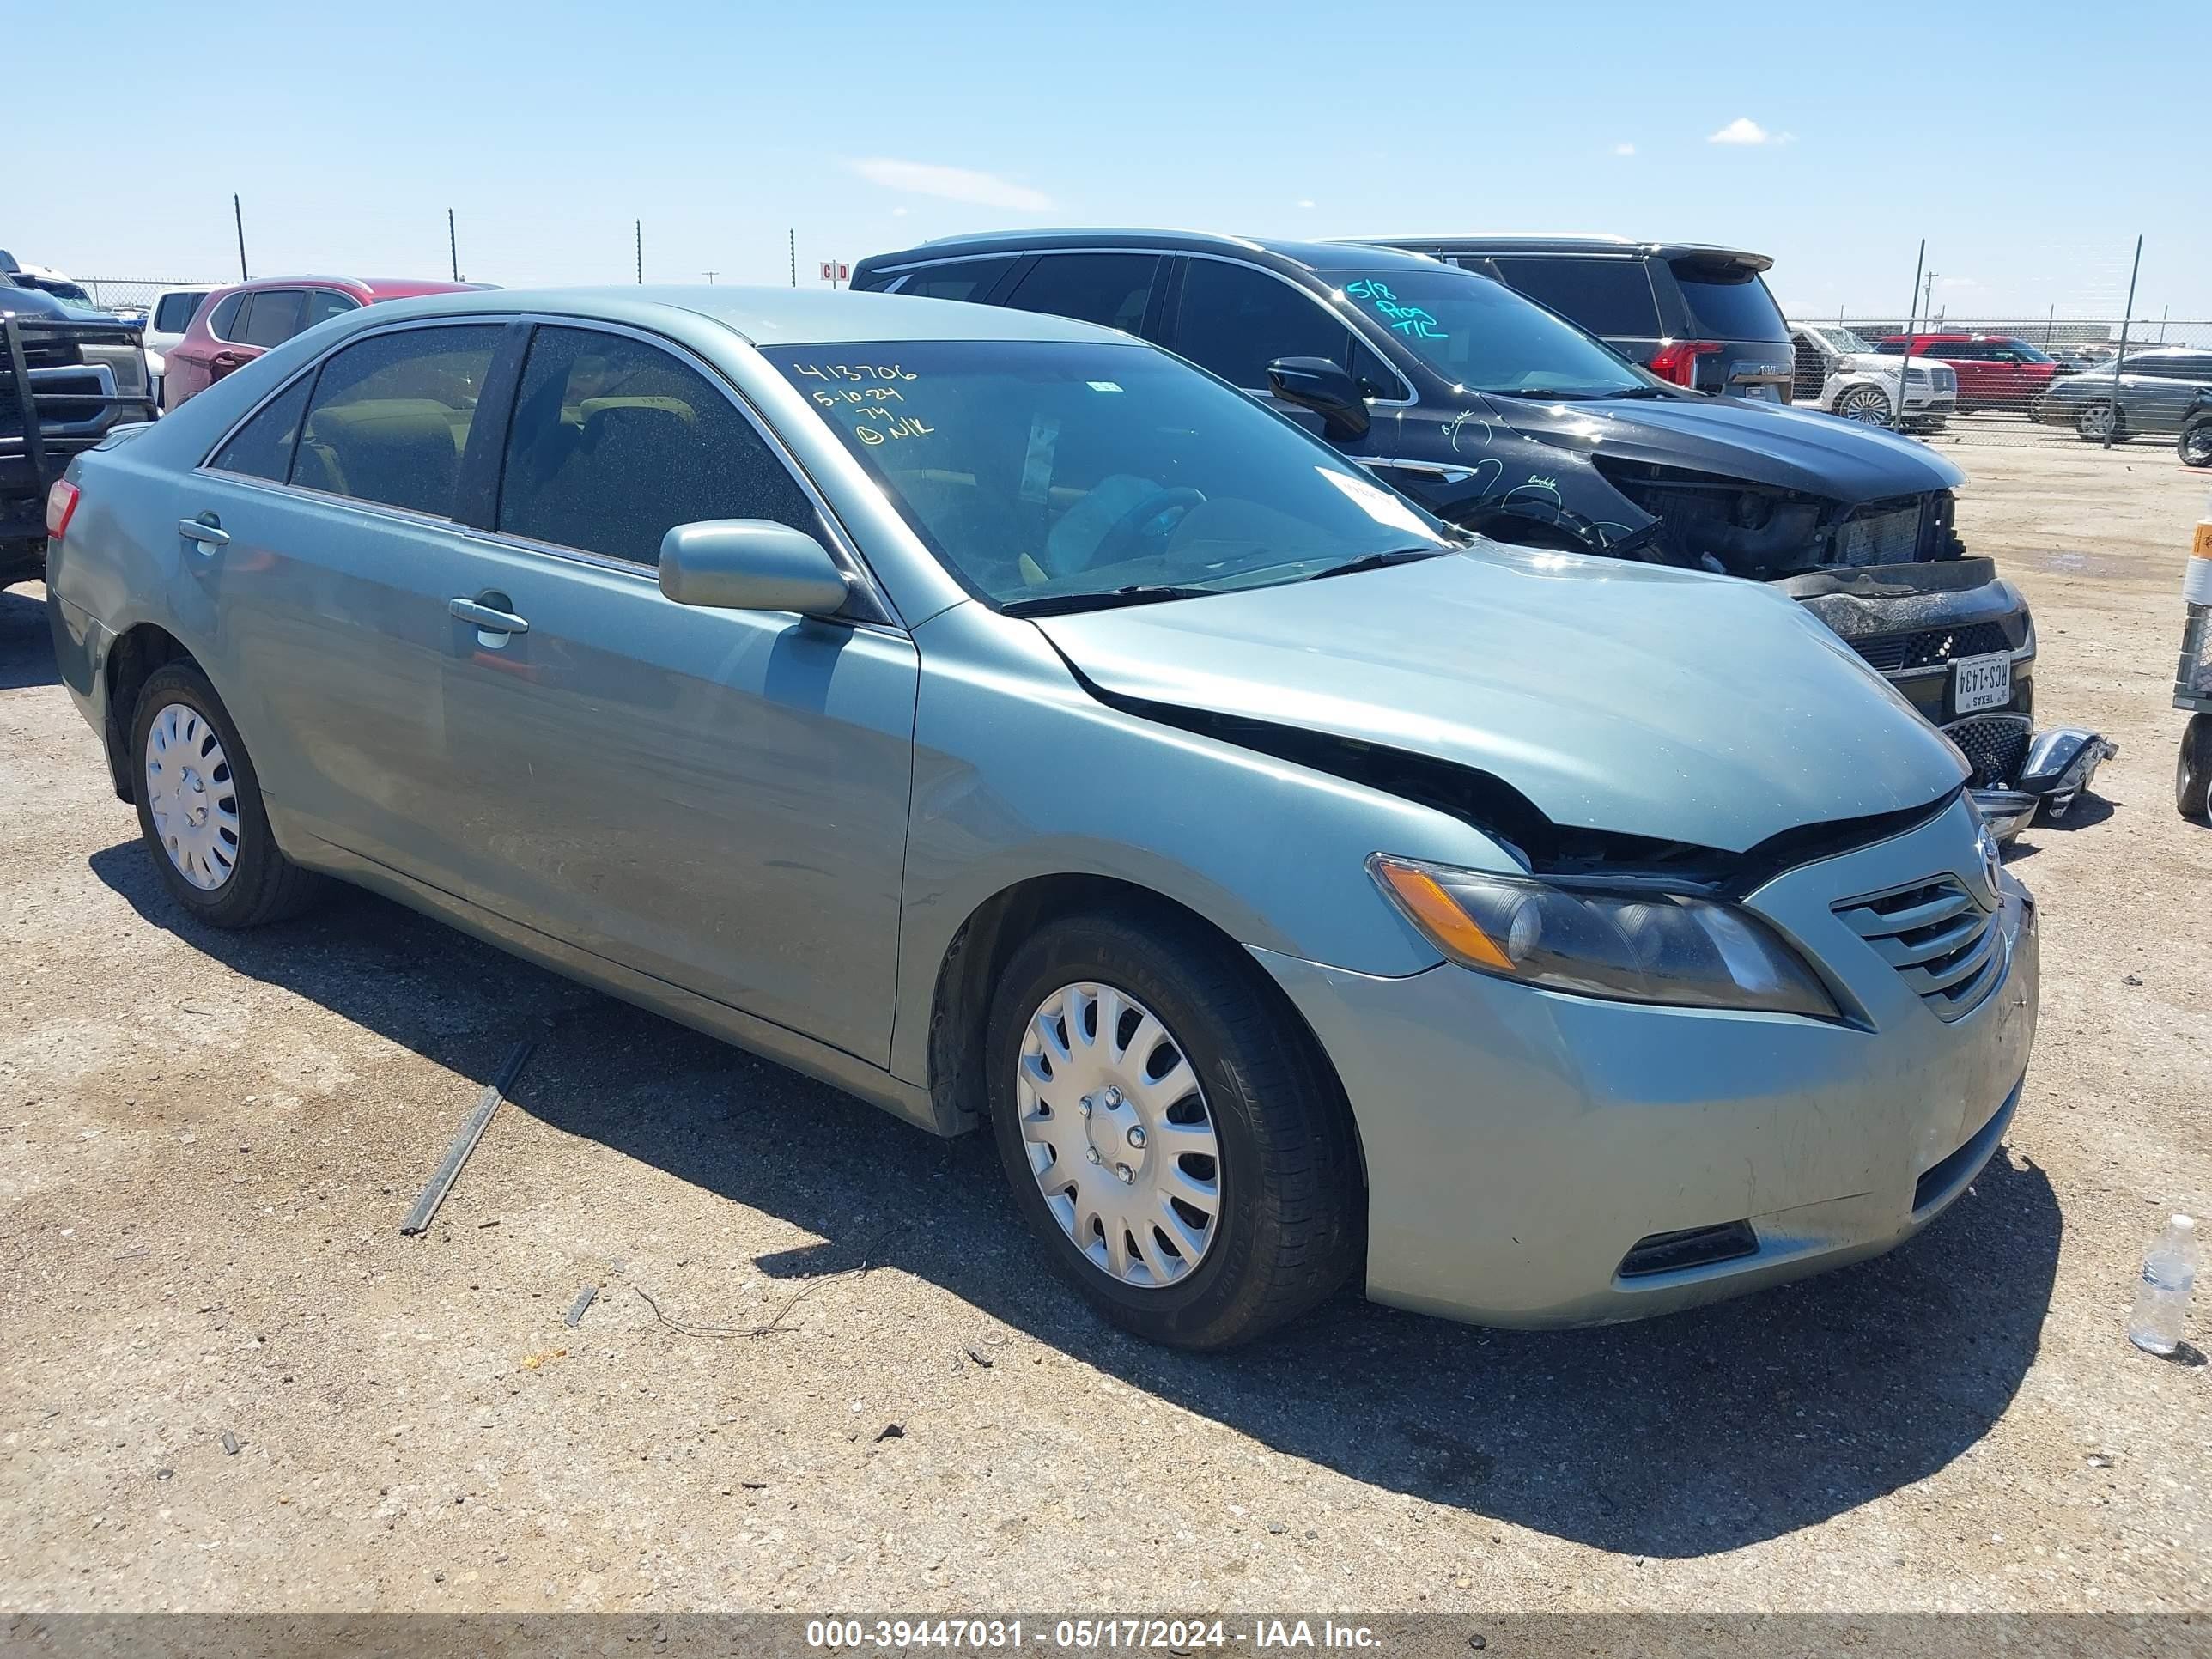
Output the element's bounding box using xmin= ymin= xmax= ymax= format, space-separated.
xmin=1953 ymin=651 xmax=2013 ymax=714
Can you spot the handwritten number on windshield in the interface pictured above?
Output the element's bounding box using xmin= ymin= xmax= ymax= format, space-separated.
xmin=1344 ymin=279 xmax=1447 ymax=342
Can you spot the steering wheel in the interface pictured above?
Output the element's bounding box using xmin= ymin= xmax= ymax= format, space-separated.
xmin=1092 ymin=487 xmax=1207 ymax=567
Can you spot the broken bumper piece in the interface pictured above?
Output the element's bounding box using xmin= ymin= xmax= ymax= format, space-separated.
xmin=1959 ymin=725 xmax=2117 ymax=842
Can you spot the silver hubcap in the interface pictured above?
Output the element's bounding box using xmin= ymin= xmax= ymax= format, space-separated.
xmin=1016 ymin=981 xmax=1220 ymax=1288
xmin=2081 ymin=405 xmax=2115 ymax=438
xmin=143 ymin=702 xmax=240 ymax=891
xmin=1840 ymin=391 xmax=1886 ymax=422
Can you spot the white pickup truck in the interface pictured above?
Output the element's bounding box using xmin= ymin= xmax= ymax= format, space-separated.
xmin=1790 ymin=323 xmax=1956 ymax=429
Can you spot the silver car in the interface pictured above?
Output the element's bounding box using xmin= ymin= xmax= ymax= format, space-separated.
xmin=2039 ymin=347 xmax=2212 ymax=441
xmin=43 ymin=288 xmax=2039 ymax=1346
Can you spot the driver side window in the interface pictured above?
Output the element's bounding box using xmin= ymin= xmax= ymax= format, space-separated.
xmin=1173 ymin=259 xmax=1355 ymax=390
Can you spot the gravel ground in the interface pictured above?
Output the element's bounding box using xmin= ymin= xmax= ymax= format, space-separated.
xmin=0 ymin=442 xmax=2206 ymax=1617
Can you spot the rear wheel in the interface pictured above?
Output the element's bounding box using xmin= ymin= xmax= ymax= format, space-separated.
xmin=1835 ymin=385 xmax=1891 ymax=425
xmin=2179 ymin=714 xmax=2212 ymax=821
xmin=985 ymin=905 xmax=1362 ymax=1348
xmin=129 ymin=661 xmax=322 ymax=927
xmin=2180 ymin=419 xmax=2212 ymax=469
xmin=2075 ymin=401 xmax=2124 ymax=442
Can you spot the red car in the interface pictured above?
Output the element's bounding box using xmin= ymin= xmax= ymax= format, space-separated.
xmin=1875 ymin=332 xmax=2069 ymax=416
xmin=162 ymin=275 xmax=485 ymax=411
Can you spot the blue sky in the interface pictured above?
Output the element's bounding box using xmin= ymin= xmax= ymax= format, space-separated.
xmin=15 ymin=0 xmax=2208 ymax=320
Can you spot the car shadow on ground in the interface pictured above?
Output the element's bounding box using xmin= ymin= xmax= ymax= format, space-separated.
xmin=0 ymin=586 xmax=60 ymax=691
xmin=88 ymin=842 xmax=2062 ymax=1560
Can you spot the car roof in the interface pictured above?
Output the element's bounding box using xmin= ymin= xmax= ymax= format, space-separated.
xmin=1342 ymin=234 xmax=1773 ymax=271
xmin=862 ymin=228 xmax=1443 ymax=277
xmin=356 ymin=284 xmax=1135 ymax=346
xmin=208 ymin=275 xmax=485 ymax=299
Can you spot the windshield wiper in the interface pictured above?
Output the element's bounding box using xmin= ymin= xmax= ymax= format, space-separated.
xmin=1000 ymin=584 xmax=1220 ymax=618
xmin=1300 ymin=546 xmax=1449 ymax=583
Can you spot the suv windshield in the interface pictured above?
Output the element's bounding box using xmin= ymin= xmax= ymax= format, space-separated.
xmin=1320 ymin=269 xmax=1651 ymax=398
xmin=1807 ymin=325 xmax=1875 ymax=355
xmin=769 ymin=340 xmax=1453 ymax=611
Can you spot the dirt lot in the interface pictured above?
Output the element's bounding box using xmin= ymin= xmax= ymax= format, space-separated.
xmin=1 ymin=443 xmax=2206 ymax=1617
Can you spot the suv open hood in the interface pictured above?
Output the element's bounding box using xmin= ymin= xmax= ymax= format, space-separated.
xmin=1486 ymin=391 xmax=1965 ymax=504
xmin=1031 ymin=547 xmax=1966 ymax=854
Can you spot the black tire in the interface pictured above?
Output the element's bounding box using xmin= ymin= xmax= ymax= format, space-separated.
xmin=2075 ymin=401 xmax=2124 ymax=443
xmin=984 ymin=904 xmax=1362 ymax=1349
xmin=2179 ymin=419 xmax=2212 ymax=469
xmin=128 ymin=660 xmax=323 ymax=927
xmin=2179 ymin=713 xmax=2212 ymax=821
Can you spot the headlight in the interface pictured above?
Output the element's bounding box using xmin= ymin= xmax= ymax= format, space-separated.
xmin=1369 ymin=854 xmax=1839 ymax=1018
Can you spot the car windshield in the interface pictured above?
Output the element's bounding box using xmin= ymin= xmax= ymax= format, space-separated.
xmin=2004 ymin=340 xmax=2057 ymax=363
xmin=769 ymin=340 xmax=1455 ymax=611
xmin=1808 ymin=325 xmax=1875 ymax=354
xmin=1319 ymin=268 xmax=1653 ymax=398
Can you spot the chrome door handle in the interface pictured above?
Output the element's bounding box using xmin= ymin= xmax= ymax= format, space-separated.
xmin=448 ymin=597 xmax=529 ymax=635
xmin=179 ymin=516 xmax=229 ymax=549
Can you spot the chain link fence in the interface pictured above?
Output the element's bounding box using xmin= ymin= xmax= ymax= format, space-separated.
xmin=1799 ymin=315 xmax=2212 ymax=453
xmin=73 ymin=277 xmax=223 ymax=317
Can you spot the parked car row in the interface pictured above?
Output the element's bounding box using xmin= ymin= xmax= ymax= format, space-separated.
xmin=851 ymin=228 xmax=2113 ymax=838
xmin=45 ymin=283 xmax=2041 ymax=1348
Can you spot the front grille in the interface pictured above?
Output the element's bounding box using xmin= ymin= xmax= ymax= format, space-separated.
xmin=1832 ymin=876 xmax=2005 ymax=1022
xmin=1943 ymin=712 xmax=2033 ymax=787
xmin=1912 ymin=1097 xmax=2009 ymax=1214
xmin=1618 ymin=1221 xmax=1759 ymax=1279
xmin=1852 ymin=619 xmax=2016 ymax=674
xmin=1833 ymin=503 xmax=1924 ymax=566
xmin=1932 ymin=366 xmax=1957 ymax=392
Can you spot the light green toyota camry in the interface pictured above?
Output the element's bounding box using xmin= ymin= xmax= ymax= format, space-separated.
xmin=43 ymin=285 xmax=2037 ymax=1346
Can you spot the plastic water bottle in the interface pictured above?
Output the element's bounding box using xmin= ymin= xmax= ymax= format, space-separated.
xmin=2128 ymin=1214 xmax=2198 ymax=1356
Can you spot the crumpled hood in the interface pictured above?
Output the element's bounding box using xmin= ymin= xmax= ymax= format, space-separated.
xmin=1487 ymin=390 xmax=1966 ymax=503
xmin=1033 ymin=547 xmax=1967 ymax=854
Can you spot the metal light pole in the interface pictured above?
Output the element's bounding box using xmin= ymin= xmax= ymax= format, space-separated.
xmin=2105 ymin=234 xmax=2142 ymax=450
xmin=788 ymin=229 xmax=797 ymax=288
xmin=447 ymin=209 xmax=459 ymax=283
xmin=635 ymin=220 xmax=643 ymax=284
xmin=233 ymin=194 xmax=249 ymax=282
xmin=1893 ymin=239 xmax=1925 ymax=433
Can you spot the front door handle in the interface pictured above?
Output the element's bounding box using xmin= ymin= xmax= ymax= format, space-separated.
xmin=179 ymin=514 xmax=229 ymax=550
xmin=448 ymin=596 xmax=530 ymax=635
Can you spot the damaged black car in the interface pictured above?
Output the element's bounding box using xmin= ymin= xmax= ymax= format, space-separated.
xmin=851 ymin=231 xmax=2110 ymax=836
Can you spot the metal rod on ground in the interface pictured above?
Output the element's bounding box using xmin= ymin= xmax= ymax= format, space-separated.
xmin=1893 ymin=238 xmax=1924 ymax=433
xmin=2106 ymin=234 xmax=2142 ymax=450
xmin=233 ymin=195 xmax=249 ymax=282
xmin=399 ymin=1042 xmax=533 ymax=1237
xmin=448 ymin=209 xmax=459 ymax=283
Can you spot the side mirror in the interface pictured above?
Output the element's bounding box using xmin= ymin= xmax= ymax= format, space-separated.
xmin=658 ymin=520 xmax=851 ymax=617
xmin=1267 ymin=356 xmax=1371 ymax=439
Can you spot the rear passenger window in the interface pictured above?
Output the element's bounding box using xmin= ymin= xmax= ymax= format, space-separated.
xmin=1489 ymin=258 xmax=1662 ymax=337
xmin=305 ymin=289 xmax=360 ymax=329
xmin=890 ymin=258 xmax=1014 ymax=302
xmin=1004 ymin=254 xmax=1158 ymax=334
xmin=153 ymin=291 xmax=205 ymax=333
xmin=209 ymin=376 xmax=312 ymax=481
xmin=497 ymin=325 xmax=819 ymax=567
xmin=292 ymin=325 xmax=501 ymax=517
xmin=206 ymin=292 xmax=245 ymax=341
xmin=239 ymin=289 xmax=307 ymax=348
xmin=1174 ymin=260 xmax=1353 ymax=389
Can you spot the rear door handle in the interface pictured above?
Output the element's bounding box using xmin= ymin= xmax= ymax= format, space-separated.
xmin=179 ymin=515 xmax=229 ymax=550
xmin=448 ymin=596 xmax=530 ymax=635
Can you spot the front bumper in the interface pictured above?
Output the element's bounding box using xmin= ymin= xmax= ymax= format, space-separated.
xmin=1255 ymin=793 xmax=2039 ymax=1328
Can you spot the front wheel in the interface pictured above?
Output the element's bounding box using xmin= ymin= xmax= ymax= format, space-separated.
xmin=985 ymin=906 xmax=1362 ymax=1348
xmin=2180 ymin=419 xmax=2212 ymax=469
xmin=2179 ymin=714 xmax=2212 ymax=821
xmin=1835 ymin=385 xmax=1892 ymax=425
xmin=130 ymin=660 xmax=323 ymax=927
xmin=2075 ymin=401 xmax=2124 ymax=443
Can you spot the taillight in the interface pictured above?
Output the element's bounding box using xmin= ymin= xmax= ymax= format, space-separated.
xmin=45 ymin=478 xmax=80 ymax=542
xmin=1648 ymin=339 xmax=1723 ymax=388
